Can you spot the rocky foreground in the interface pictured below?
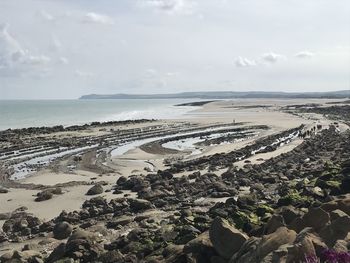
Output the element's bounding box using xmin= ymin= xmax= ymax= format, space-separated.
xmin=1 ymin=104 xmax=350 ymax=263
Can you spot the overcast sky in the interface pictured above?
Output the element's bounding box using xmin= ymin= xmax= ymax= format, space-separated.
xmin=0 ymin=0 xmax=349 ymax=99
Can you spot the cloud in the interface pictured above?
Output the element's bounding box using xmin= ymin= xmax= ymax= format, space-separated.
xmin=82 ymin=12 xmax=114 ymax=25
xmin=38 ymin=10 xmax=55 ymax=21
xmin=24 ymin=55 xmax=51 ymax=65
xmin=0 ymin=23 xmax=51 ymax=76
xmin=145 ymin=68 xmax=158 ymax=77
xmin=295 ymin=51 xmax=314 ymax=59
xmin=51 ymin=35 xmax=63 ymax=51
xmin=0 ymin=23 xmax=26 ymax=67
xmin=234 ymin=56 xmax=257 ymax=67
xmin=141 ymin=0 xmax=196 ymax=15
xmin=75 ymin=70 xmax=94 ymax=78
xmin=261 ymin=52 xmax=286 ymax=63
xmin=59 ymin=57 xmax=69 ymax=65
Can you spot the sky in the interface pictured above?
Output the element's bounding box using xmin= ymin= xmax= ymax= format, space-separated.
xmin=0 ymin=0 xmax=349 ymax=99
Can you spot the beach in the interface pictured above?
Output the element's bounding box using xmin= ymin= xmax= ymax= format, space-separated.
xmin=1 ymin=98 xmax=350 ymax=261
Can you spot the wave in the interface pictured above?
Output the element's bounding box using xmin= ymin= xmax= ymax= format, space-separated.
xmin=99 ymin=105 xmax=197 ymax=122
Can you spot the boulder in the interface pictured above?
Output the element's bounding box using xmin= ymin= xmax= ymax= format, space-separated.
xmin=86 ymin=184 xmax=103 ymax=195
xmin=264 ymin=215 xmax=285 ymax=234
xmin=106 ymin=216 xmax=133 ymax=228
xmin=183 ymin=231 xmax=217 ymax=263
xmin=35 ymin=190 xmax=53 ymax=202
xmin=5 ymin=250 xmax=43 ymax=262
xmin=183 ymin=231 xmax=215 ymax=255
xmin=285 ymin=228 xmax=327 ymax=262
xmin=64 ymin=229 xmax=104 ymax=262
xmin=53 ymin=221 xmax=73 ymax=240
xmin=321 ymin=195 xmax=350 ymax=215
xmin=229 ymin=237 xmax=261 ymax=263
xmin=98 ymin=251 xmax=125 ymax=263
xmin=301 ymin=207 xmax=330 ymax=231
xmin=116 ymin=176 xmax=127 ymax=186
xmin=0 ymin=187 xmax=9 ymax=194
xmin=46 ymin=243 xmax=66 ymax=263
xmin=209 ymin=217 xmax=248 ymax=259
xmin=256 ymin=227 xmax=296 ymax=261
xmin=128 ymin=198 xmax=153 ymax=212
xmin=0 ymin=231 xmax=8 ymax=243
xmin=320 ymin=212 xmax=350 ymax=246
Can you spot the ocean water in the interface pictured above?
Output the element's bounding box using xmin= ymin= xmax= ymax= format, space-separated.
xmin=0 ymin=99 xmax=200 ymax=131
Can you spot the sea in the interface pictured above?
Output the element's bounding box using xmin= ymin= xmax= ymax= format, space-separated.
xmin=0 ymin=99 xmax=201 ymax=131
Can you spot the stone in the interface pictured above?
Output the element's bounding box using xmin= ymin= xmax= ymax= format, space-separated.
xmin=97 ymin=250 xmax=125 ymax=263
xmin=46 ymin=243 xmax=66 ymax=263
xmin=0 ymin=187 xmax=9 ymax=194
xmin=264 ymin=215 xmax=285 ymax=234
xmin=116 ymin=176 xmax=127 ymax=186
xmin=86 ymin=184 xmax=103 ymax=195
xmin=183 ymin=231 xmax=214 ymax=255
xmin=301 ymin=207 xmax=330 ymax=231
xmin=11 ymin=250 xmax=43 ymax=262
xmin=285 ymin=228 xmax=327 ymax=262
xmin=53 ymin=221 xmax=73 ymax=240
xmin=0 ymin=231 xmax=8 ymax=243
xmin=22 ymin=243 xmax=40 ymax=251
xmin=256 ymin=227 xmax=296 ymax=261
xmin=128 ymin=198 xmax=153 ymax=212
xmin=330 ymin=209 xmax=348 ymax=221
xmin=321 ymin=196 xmax=350 ymax=215
xmin=209 ymin=217 xmax=248 ymax=259
xmin=279 ymin=206 xmax=303 ymax=225
xmin=229 ymin=237 xmax=261 ymax=263
xmin=183 ymin=231 xmax=217 ymax=263
xmin=107 ymin=216 xmax=133 ymax=228
xmin=35 ymin=190 xmax=53 ymax=202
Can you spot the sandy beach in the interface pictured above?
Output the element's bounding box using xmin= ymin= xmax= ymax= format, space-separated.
xmin=0 ymin=99 xmax=343 ymax=220
xmin=1 ymin=98 xmax=350 ymax=261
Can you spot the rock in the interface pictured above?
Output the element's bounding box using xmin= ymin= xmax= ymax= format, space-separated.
xmin=10 ymin=250 xmax=43 ymax=262
xmin=279 ymin=206 xmax=303 ymax=225
xmin=97 ymin=250 xmax=125 ymax=263
xmin=264 ymin=215 xmax=285 ymax=234
xmin=0 ymin=213 xmax=11 ymax=220
xmin=50 ymin=187 xmax=63 ymax=195
xmin=0 ymin=187 xmax=9 ymax=194
xmin=320 ymin=212 xmax=350 ymax=246
xmin=209 ymin=217 xmax=249 ymax=259
xmin=35 ymin=190 xmax=53 ymax=202
xmin=183 ymin=231 xmax=215 ymax=256
xmin=285 ymin=228 xmax=327 ymax=262
xmin=107 ymin=216 xmax=133 ymax=228
xmin=301 ymin=207 xmax=330 ymax=231
xmin=128 ymin=198 xmax=154 ymax=212
xmin=256 ymin=227 xmax=296 ymax=261
xmin=321 ymin=195 xmax=350 ymax=215
xmin=0 ymin=231 xmax=8 ymax=243
xmin=237 ymin=194 xmax=257 ymax=209
xmin=229 ymin=237 xmax=261 ymax=263
xmin=86 ymin=184 xmax=103 ymax=195
xmin=183 ymin=231 xmax=217 ymax=263
xmin=46 ymin=243 xmax=66 ymax=263
xmin=22 ymin=243 xmax=40 ymax=251
xmin=53 ymin=221 xmax=73 ymax=240
xmin=116 ymin=176 xmax=127 ymax=186
xmin=333 ymin=239 xmax=349 ymax=253
xmin=330 ymin=209 xmax=348 ymax=221
xmin=64 ymin=229 xmax=104 ymax=262
xmin=0 ymin=252 xmax=13 ymax=262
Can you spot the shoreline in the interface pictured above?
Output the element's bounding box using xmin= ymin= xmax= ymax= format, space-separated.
xmin=1 ymin=98 xmax=350 ymax=261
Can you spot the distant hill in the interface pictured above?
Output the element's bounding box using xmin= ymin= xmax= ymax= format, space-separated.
xmin=80 ymin=90 xmax=350 ymax=100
